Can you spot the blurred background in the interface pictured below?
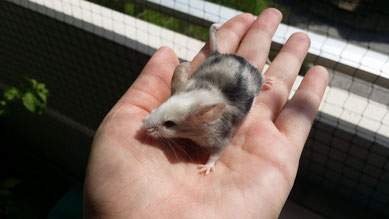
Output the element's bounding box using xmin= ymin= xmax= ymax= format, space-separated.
xmin=0 ymin=0 xmax=388 ymax=218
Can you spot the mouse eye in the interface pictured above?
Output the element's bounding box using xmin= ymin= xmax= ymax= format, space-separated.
xmin=163 ymin=120 xmax=176 ymax=128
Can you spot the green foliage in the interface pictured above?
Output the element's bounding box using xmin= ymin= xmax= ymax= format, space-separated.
xmin=124 ymin=2 xmax=135 ymax=14
xmin=87 ymin=0 xmax=288 ymax=41
xmin=207 ymin=0 xmax=269 ymax=14
xmin=89 ymin=0 xmax=209 ymax=41
xmin=0 ymin=78 xmax=49 ymax=116
xmin=138 ymin=9 xmax=209 ymax=41
xmin=206 ymin=0 xmax=290 ymax=20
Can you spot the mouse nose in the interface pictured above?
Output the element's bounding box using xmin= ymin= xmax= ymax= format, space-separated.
xmin=146 ymin=126 xmax=159 ymax=135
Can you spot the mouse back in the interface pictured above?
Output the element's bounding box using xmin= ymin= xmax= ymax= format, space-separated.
xmin=191 ymin=53 xmax=263 ymax=114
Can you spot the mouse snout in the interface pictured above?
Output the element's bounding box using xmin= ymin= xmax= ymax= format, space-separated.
xmin=146 ymin=126 xmax=157 ymax=133
xmin=144 ymin=123 xmax=162 ymax=138
xmin=142 ymin=117 xmax=155 ymax=130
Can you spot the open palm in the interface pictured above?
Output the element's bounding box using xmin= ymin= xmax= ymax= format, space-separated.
xmin=84 ymin=9 xmax=328 ymax=219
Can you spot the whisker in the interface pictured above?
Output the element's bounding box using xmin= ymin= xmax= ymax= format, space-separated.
xmin=144 ymin=124 xmax=194 ymax=163
xmin=159 ymin=134 xmax=179 ymax=162
xmin=167 ymin=138 xmax=193 ymax=162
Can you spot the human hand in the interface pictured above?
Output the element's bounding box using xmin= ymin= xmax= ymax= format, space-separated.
xmin=84 ymin=8 xmax=328 ymax=219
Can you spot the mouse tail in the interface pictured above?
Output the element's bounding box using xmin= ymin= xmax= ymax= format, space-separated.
xmin=209 ymin=23 xmax=222 ymax=54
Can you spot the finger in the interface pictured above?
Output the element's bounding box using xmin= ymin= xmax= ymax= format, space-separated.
xmin=191 ymin=13 xmax=256 ymax=71
xmin=236 ymin=8 xmax=282 ymax=70
xmin=275 ymin=66 xmax=328 ymax=155
xmin=114 ymin=47 xmax=179 ymax=113
xmin=255 ymin=32 xmax=310 ymax=120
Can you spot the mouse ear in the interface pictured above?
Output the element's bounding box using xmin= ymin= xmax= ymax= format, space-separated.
xmin=189 ymin=103 xmax=225 ymax=124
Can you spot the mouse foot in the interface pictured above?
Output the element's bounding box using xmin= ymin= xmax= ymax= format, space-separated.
xmin=261 ymin=78 xmax=274 ymax=91
xmin=197 ymin=163 xmax=216 ymax=175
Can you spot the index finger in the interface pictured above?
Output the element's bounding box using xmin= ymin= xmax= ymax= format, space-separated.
xmin=237 ymin=8 xmax=282 ymax=70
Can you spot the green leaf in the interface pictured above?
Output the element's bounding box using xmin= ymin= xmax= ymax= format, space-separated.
xmin=3 ymin=87 xmax=21 ymax=101
xmin=37 ymin=91 xmax=48 ymax=103
xmin=36 ymin=83 xmax=47 ymax=92
xmin=0 ymin=78 xmax=48 ymax=116
xmin=26 ymin=79 xmax=49 ymax=104
xmin=28 ymin=78 xmax=38 ymax=88
xmin=37 ymin=85 xmax=49 ymax=103
xmin=22 ymin=92 xmax=37 ymax=113
xmin=124 ymin=2 xmax=135 ymax=14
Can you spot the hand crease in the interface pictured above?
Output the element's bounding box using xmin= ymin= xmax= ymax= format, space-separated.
xmin=129 ymin=86 xmax=163 ymax=113
xmin=242 ymin=146 xmax=293 ymax=188
xmin=148 ymin=71 xmax=171 ymax=93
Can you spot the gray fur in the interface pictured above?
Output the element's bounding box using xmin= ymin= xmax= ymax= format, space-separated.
xmin=188 ymin=53 xmax=262 ymax=141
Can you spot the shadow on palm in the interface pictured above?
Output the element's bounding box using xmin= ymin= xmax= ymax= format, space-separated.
xmin=135 ymin=127 xmax=210 ymax=165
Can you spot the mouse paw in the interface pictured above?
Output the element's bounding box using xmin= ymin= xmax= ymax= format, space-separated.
xmin=261 ymin=78 xmax=274 ymax=91
xmin=198 ymin=163 xmax=216 ymax=175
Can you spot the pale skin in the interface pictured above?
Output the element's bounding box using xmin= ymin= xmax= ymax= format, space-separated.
xmin=84 ymin=8 xmax=329 ymax=219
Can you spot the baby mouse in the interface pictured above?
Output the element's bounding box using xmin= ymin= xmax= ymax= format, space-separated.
xmin=143 ymin=23 xmax=264 ymax=175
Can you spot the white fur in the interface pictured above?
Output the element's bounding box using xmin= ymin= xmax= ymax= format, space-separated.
xmin=144 ymin=89 xmax=225 ymax=129
xmin=209 ymin=23 xmax=222 ymax=53
xmin=245 ymin=66 xmax=260 ymax=94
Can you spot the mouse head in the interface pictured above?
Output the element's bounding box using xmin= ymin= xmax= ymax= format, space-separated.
xmin=142 ymin=90 xmax=225 ymax=140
